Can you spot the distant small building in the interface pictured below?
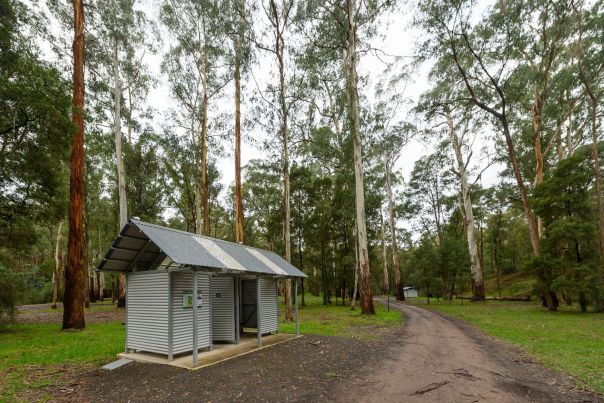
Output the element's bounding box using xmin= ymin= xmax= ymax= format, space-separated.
xmin=403 ymin=286 xmax=418 ymax=298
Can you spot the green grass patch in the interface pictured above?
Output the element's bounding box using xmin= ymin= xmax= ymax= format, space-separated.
xmin=483 ymin=272 xmax=537 ymax=297
xmin=0 ymin=323 xmax=124 ymax=401
xmin=415 ymin=299 xmax=604 ymax=393
xmin=278 ymin=294 xmax=401 ymax=341
xmin=0 ymin=322 xmax=124 ymax=368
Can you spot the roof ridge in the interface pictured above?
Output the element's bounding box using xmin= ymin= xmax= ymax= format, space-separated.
xmin=130 ymin=218 xmax=285 ymax=258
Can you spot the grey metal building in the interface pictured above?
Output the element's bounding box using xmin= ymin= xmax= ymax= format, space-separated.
xmin=98 ymin=219 xmax=306 ymax=367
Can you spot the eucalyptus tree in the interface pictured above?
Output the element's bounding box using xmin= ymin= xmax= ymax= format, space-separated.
xmin=417 ymin=64 xmax=488 ymax=300
xmin=405 ymin=145 xmax=463 ymax=300
xmin=405 ymin=145 xmax=453 ymax=251
xmin=507 ymin=0 xmax=575 ymax=236
xmin=370 ymin=90 xmax=414 ymax=300
xmin=298 ymin=0 xmax=396 ymax=314
xmin=379 ymin=206 xmax=389 ymax=294
xmin=63 ymin=0 xmax=86 ymax=329
xmin=85 ymin=0 xmax=156 ymax=306
xmin=221 ymin=0 xmax=252 ymax=244
xmin=574 ymin=0 xmax=604 ymax=306
xmin=251 ymin=0 xmax=298 ymax=320
xmin=416 ymin=0 xmax=566 ymax=309
xmin=161 ymin=0 xmax=229 ymax=236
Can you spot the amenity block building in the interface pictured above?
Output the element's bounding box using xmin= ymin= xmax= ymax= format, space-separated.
xmin=98 ymin=219 xmax=306 ymax=367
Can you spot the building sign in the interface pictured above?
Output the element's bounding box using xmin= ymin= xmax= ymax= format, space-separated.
xmin=182 ymin=290 xmax=203 ymax=309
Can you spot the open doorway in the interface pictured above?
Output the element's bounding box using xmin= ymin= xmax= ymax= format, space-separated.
xmin=240 ymin=278 xmax=257 ymax=331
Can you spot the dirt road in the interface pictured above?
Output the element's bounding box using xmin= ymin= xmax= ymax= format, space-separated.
xmin=335 ymin=300 xmax=601 ymax=402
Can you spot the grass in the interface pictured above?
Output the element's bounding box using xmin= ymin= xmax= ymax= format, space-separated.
xmin=414 ymin=299 xmax=604 ymax=393
xmin=483 ymin=272 xmax=537 ymax=298
xmin=278 ymin=293 xmax=402 ymax=341
xmin=0 ymin=322 xmax=124 ymax=402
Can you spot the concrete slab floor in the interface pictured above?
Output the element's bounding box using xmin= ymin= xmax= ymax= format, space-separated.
xmin=117 ymin=333 xmax=300 ymax=370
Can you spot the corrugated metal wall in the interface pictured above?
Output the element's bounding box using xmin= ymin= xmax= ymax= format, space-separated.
xmin=126 ymin=271 xmax=169 ymax=354
xmin=171 ymin=271 xmax=211 ymax=354
xmin=259 ymin=277 xmax=278 ymax=334
xmin=211 ymin=276 xmax=235 ymax=341
xmin=126 ymin=271 xmax=280 ymax=357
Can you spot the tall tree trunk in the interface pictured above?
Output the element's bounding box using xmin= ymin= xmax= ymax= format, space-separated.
xmin=269 ymin=0 xmax=293 ymax=321
xmin=113 ymin=37 xmax=128 ymax=309
xmin=345 ymin=0 xmax=374 ymax=314
xmin=532 ymin=90 xmax=545 ymax=238
xmin=445 ymin=110 xmax=485 ymax=301
xmin=385 ymin=158 xmax=404 ymax=301
xmin=52 ymin=220 xmax=63 ymax=309
xmin=380 ymin=207 xmax=389 ymax=294
xmin=201 ymin=87 xmax=210 ymax=236
xmin=234 ymin=3 xmax=245 ymax=244
xmin=504 ymin=119 xmax=554 ymax=309
xmin=63 ymin=0 xmax=86 ymax=330
xmin=199 ymin=19 xmax=211 ymax=237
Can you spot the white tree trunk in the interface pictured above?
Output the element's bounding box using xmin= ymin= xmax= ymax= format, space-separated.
xmin=445 ymin=110 xmax=485 ymax=300
xmin=385 ymin=158 xmax=403 ymax=300
xmin=346 ymin=0 xmax=374 ymax=314
xmin=113 ymin=38 xmax=127 ymax=228
xmin=380 ymin=207 xmax=389 ymax=294
xmin=113 ymin=37 xmax=128 ymax=307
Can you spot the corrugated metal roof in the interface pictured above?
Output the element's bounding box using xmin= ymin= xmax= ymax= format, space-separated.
xmin=97 ymin=219 xmax=306 ymax=278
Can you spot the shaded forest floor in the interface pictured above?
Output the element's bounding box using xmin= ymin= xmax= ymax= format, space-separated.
xmin=412 ymin=298 xmax=604 ymax=394
xmin=15 ymin=300 xmax=124 ymax=324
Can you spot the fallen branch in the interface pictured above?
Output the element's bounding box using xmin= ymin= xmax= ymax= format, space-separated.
xmin=410 ymin=381 xmax=449 ymax=395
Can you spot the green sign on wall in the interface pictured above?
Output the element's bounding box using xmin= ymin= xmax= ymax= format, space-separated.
xmin=182 ymin=290 xmax=203 ymax=309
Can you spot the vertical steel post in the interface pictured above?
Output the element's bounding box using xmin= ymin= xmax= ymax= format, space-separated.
xmin=168 ymin=272 xmax=173 ymax=361
xmin=209 ymin=274 xmax=213 ymax=351
xmin=275 ymin=278 xmax=279 ymax=334
xmin=192 ymin=271 xmax=199 ymax=367
xmin=234 ymin=276 xmax=240 ymax=344
xmin=124 ymin=272 xmax=128 ymax=353
xmin=257 ymin=276 xmax=262 ymax=347
xmin=295 ymin=278 xmax=299 ymax=336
